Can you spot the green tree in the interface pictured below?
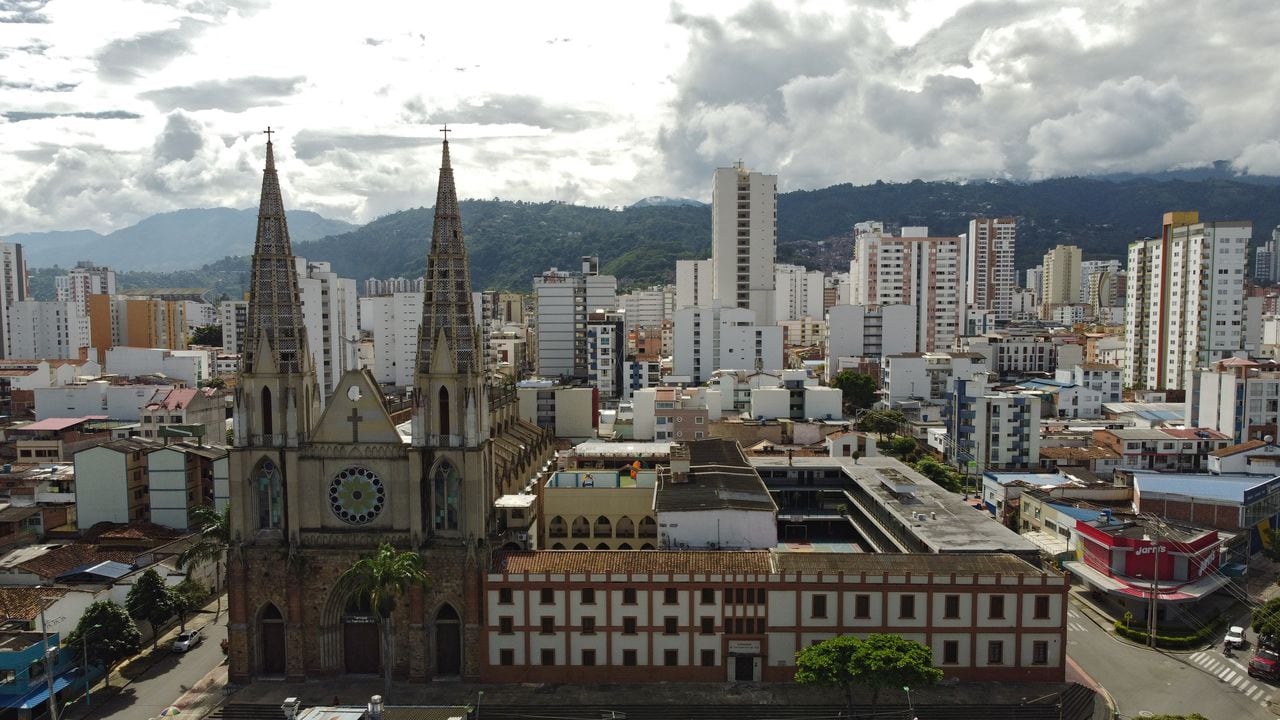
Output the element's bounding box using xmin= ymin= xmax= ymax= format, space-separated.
xmin=342 ymin=542 xmax=430 ymax=694
xmin=188 ymin=324 xmax=223 ymax=347
xmin=169 ymin=578 xmax=207 ymax=632
xmin=1147 ymin=715 xmax=1209 ymax=720
xmin=888 ymin=436 xmax=917 ymax=459
xmin=126 ymin=568 xmax=175 ymax=650
xmin=796 ymin=633 xmax=942 ymax=708
xmin=63 ymin=600 xmax=141 ymax=688
xmin=831 ymin=371 xmax=878 ymax=413
xmin=177 ymin=504 xmax=230 ymax=618
xmin=1253 ymin=597 xmax=1280 ymax=637
xmin=858 ymin=409 xmax=906 ymax=439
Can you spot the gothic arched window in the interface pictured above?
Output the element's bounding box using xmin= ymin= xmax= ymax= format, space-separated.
xmin=261 ymin=387 xmax=273 ymax=438
xmin=438 ymin=386 xmax=450 ymax=439
xmin=432 ymin=461 xmax=461 ymax=532
xmin=255 ymin=459 xmax=284 ymax=530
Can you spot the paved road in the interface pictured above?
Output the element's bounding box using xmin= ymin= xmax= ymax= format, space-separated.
xmin=1067 ymin=597 xmax=1279 ymax=719
xmin=66 ymin=613 xmax=228 ymax=720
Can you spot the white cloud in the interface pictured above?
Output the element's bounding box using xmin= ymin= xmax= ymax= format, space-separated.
xmin=0 ymin=0 xmax=1277 ymax=235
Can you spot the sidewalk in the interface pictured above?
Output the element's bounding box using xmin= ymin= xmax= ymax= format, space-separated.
xmin=62 ymin=594 xmax=228 ymax=720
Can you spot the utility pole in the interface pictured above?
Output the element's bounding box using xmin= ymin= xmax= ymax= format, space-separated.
xmin=1146 ymin=518 xmax=1162 ymax=647
xmin=38 ymin=597 xmax=60 ymax=720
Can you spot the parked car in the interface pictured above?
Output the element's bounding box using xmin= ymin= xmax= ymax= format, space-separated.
xmin=1226 ymin=626 xmax=1247 ymax=650
xmin=1250 ymin=648 xmax=1280 ymax=682
xmin=172 ymin=629 xmax=203 ymax=653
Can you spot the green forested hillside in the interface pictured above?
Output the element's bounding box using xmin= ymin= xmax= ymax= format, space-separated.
xmin=31 ymin=175 xmax=1280 ymax=300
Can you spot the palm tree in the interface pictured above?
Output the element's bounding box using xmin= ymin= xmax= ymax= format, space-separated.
xmin=177 ymin=504 xmax=230 ymax=619
xmin=343 ymin=542 xmax=430 ymax=694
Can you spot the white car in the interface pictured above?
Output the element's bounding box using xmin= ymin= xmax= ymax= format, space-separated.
xmin=172 ymin=629 xmax=203 ymax=653
xmin=1226 ymin=626 xmax=1246 ymax=649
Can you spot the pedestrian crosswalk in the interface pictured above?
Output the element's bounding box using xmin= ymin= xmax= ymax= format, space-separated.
xmin=1066 ymin=608 xmax=1089 ymax=633
xmin=1188 ymin=650 xmax=1274 ymax=705
xmin=1068 ymin=621 xmax=1088 ymax=632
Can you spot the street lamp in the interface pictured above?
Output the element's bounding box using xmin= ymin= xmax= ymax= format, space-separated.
xmin=475 ymin=690 xmax=484 ymax=720
xmin=903 ymin=686 xmax=915 ymax=720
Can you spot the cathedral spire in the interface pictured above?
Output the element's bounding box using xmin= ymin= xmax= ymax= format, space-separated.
xmin=416 ymin=129 xmax=478 ymax=377
xmin=245 ymin=128 xmax=308 ymax=376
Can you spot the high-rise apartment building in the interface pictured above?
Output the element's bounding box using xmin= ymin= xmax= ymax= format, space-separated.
xmin=711 ymin=163 xmax=776 ymax=325
xmin=532 ymin=256 xmax=618 ymax=381
xmin=1255 ymin=226 xmax=1280 ymax=285
xmin=0 ymin=243 xmax=27 ymax=359
xmin=1041 ymin=245 xmax=1082 ymax=306
xmin=358 ymin=292 xmax=423 ymax=388
xmin=675 ymin=259 xmax=712 ymax=310
xmin=55 ymin=261 xmax=116 ymax=312
xmin=296 ymin=258 xmax=358 ymax=400
xmin=773 ymin=264 xmax=824 ymax=321
xmin=1125 ymin=212 xmax=1251 ymax=390
xmin=672 ymin=305 xmax=781 ymax=384
xmin=221 ymin=300 xmax=249 ymax=355
xmin=965 ymin=218 xmax=1016 ymax=322
xmin=619 ymin=286 xmax=674 ymax=331
xmin=586 ymin=310 xmax=625 ymax=403
xmin=6 ymin=300 xmax=89 ymax=360
xmin=849 ymin=222 xmax=968 ymax=352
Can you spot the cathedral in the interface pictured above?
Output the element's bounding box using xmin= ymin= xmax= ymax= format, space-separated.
xmin=225 ymin=131 xmax=553 ymax=682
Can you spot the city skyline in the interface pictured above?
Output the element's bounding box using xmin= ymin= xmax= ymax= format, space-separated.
xmin=2 ymin=0 xmax=1279 ymax=235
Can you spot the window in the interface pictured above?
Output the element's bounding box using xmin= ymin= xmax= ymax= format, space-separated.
xmin=811 ymin=594 xmax=828 ymax=618
xmin=623 ymin=649 xmax=637 ymax=666
xmin=899 ymin=595 xmax=916 ymax=619
xmin=746 ymin=588 xmax=756 ymax=604
xmin=664 ymin=588 xmax=678 ymax=605
xmin=623 ymin=588 xmax=637 ymax=605
xmin=664 ymin=649 xmax=679 ymax=666
xmin=582 ymin=588 xmax=596 ymax=604
xmin=582 ymin=617 xmax=596 ymax=635
xmin=540 ymin=617 xmax=554 ymax=634
xmin=582 ymin=649 xmax=597 ymax=666
xmin=623 ymin=617 xmax=637 ymax=634
xmin=1034 ymin=595 xmax=1050 ymax=620
xmin=1032 ymin=640 xmax=1049 ymax=665
xmin=701 ymin=588 xmax=715 ymax=605
xmin=500 ymin=649 xmax=514 ymax=666
xmin=944 ymin=595 xmax=960 ymax=619
xmin=664 ymin=617 xmax=678 ymax=635
xmin=989 ymin=595 xmax=1005 ymax=619
xmin=723 ymin=588 xmax=733 ymax=604
xmin=854 ymin=594 xmax=871 ymax=619
xmin=701 ymin=649 xmax=716 ymax=666
xmin=943 ymin=640 xmax=959 ymax=665
xmin=541 ymin=648 xmax=556 ymax=666
xmin=499 ymin=617 xmax=513 ymax=634
xmin=498 ymin=588 xmax=513 ymax=605
xmin=987 ymin=641 xmax=1004 ymax=665
xmin=540 ymin=588 xmax=554 ymax=605
xmin=700 ymin=616 xmax=714 ymax=634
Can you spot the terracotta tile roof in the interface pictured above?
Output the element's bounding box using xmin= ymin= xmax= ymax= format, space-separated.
xmin=0 ymin=586 xmax=67 ymax=622
xmin=492 ymin=551 xmax=1047 ymax=577
xmin=82 ymin=521 xmax=184 ymax=543
xmin=494 ymin=551 xmax=773 ymax=575
xmin=1161 ymin=428 xmax=1229 ymax=440
xmin=1210 ymin=439 xmax=1270 ymax=458
xmin=16 ymin=544 xmax=136 ymax=580
xmin=1039 ymin=446 xmax=1121 ymax=460
xmin=0 ymin=506 xmax=41 ymax=523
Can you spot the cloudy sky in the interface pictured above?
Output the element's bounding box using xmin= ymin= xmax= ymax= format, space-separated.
xmin=2 ymin=0 xmax=1279 ymax=234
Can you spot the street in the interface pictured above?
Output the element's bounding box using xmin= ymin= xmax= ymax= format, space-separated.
xmin=65 ymin=613 xmax=227 ymax=720
xmin=1067 ymin=597 xmax=1279 ymax=719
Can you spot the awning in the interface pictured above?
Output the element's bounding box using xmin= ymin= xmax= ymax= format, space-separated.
xmin=1063 ymin=560 xmax=1232 ymax=602
xmin=18 ymin=673 xmax=73 ymax=709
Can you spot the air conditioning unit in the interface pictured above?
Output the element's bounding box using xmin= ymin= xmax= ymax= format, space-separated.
xmin=516 ymin=532 xmax=529 ymax=542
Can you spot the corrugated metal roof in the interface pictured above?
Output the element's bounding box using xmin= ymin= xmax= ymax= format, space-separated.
xmin=1132 ymin=471 xmax=1273 ymax=504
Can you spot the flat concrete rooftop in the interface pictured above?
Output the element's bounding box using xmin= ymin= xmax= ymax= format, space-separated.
xmin=751 ymin=456 xmax=1040 ymax=556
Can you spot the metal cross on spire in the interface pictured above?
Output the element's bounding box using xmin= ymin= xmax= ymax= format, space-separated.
xmin=264 ymin=126 xmax=274 ymax=142
xmin=439 ymin=124 xmax=450 ymax=140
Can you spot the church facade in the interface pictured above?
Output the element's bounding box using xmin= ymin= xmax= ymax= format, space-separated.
xmin=226 ymin=134 xmax=551 ymax=682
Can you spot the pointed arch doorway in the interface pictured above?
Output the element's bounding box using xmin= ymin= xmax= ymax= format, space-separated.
xmin=434 ymin=604 xmax=461 ymax=676
xmin=258 ymin=603 xmax=285 ymax=676
xmin=343 ymin=595 xmax=381 ymax=674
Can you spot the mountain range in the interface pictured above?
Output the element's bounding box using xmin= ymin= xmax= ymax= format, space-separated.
xmin=4 ymin=208 xmax=355 ymax=271
xmin=14 ymin=174 xmax=1280 ymax=303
